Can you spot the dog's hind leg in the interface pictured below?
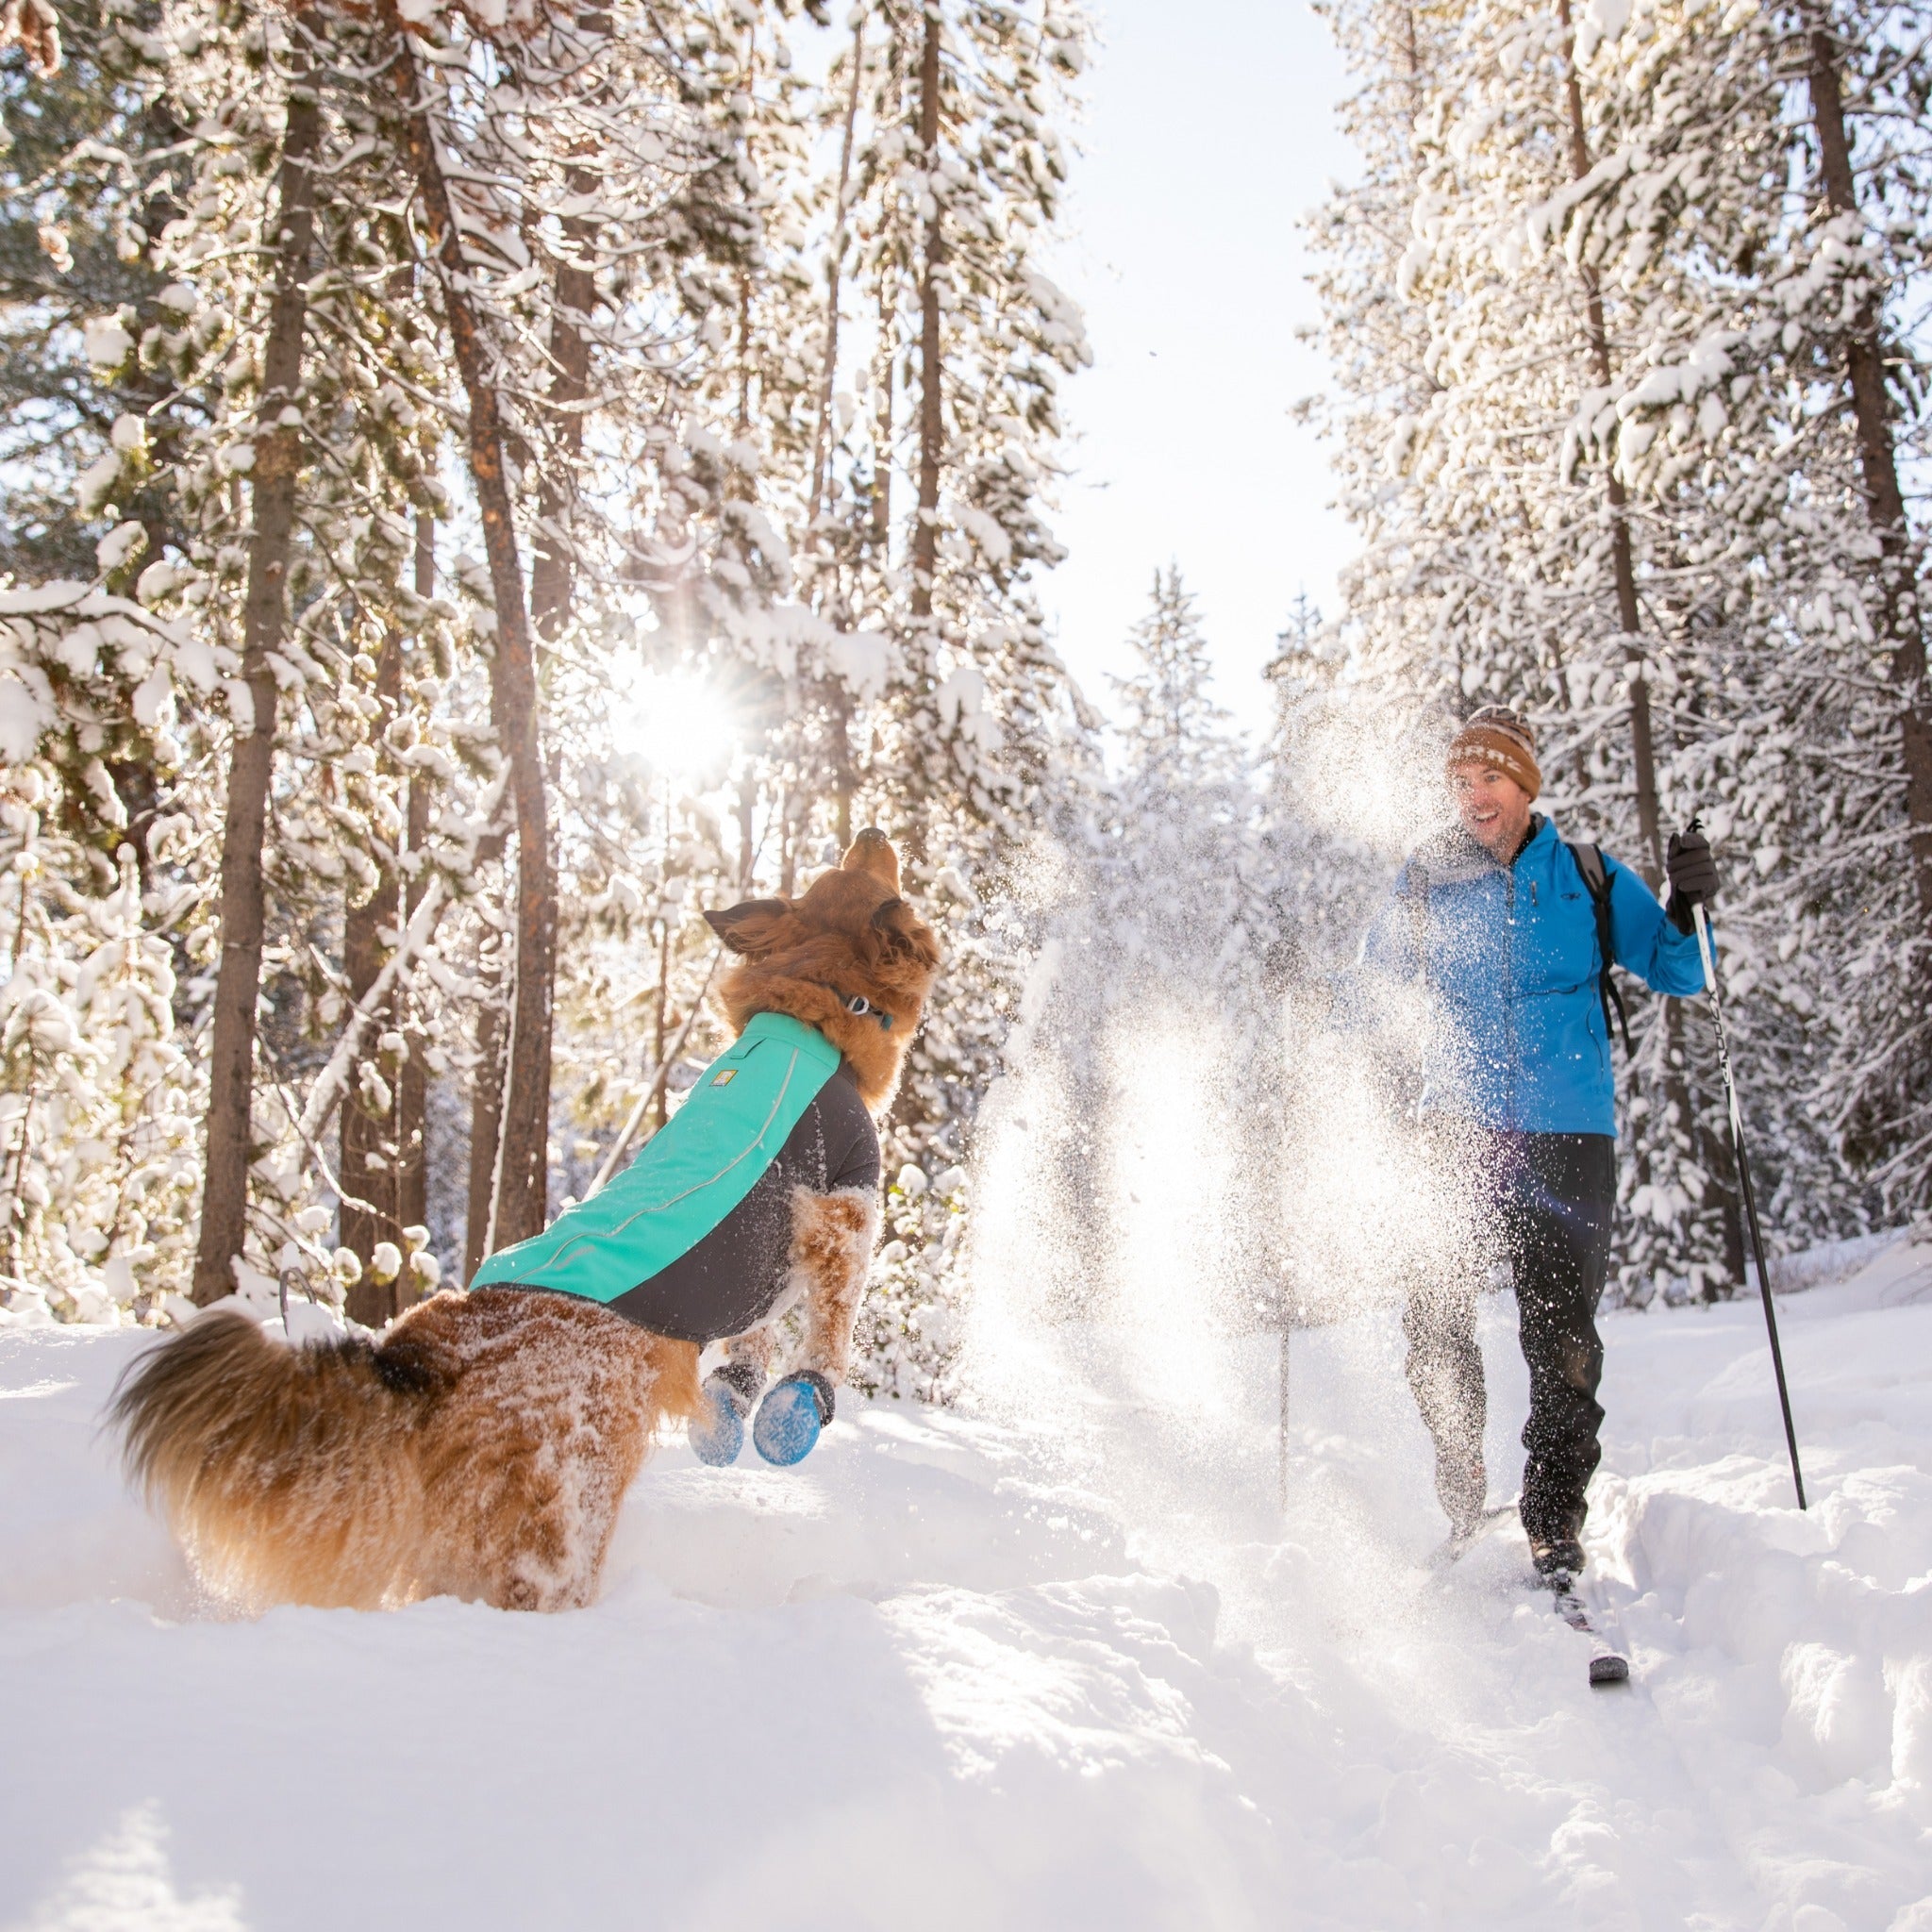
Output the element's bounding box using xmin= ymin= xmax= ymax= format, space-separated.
xmin=409 ymin=1292 xmax=676 ymax=1608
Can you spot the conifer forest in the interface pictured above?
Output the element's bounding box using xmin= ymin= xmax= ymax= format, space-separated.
xmin=1 ymin=0 xmax=1929 ymax=1386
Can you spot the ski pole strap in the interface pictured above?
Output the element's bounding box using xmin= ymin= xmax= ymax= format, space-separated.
xmin=1567 ymin=841 xmax=1633 ymax=1056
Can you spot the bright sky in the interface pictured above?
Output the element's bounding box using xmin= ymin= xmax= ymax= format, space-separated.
xmin=1038 ymin=0 xmax=1358 ymax=741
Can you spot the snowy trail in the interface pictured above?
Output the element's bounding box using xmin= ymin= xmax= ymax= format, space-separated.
xmin=5 ymin=1242 xmax=1930 ymax=1930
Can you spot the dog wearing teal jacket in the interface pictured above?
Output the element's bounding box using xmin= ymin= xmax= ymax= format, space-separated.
xmin=112 ymin=831 xmax=941 ymax=1613
xmin=474 ymin=826 xmax=943 ymax=1469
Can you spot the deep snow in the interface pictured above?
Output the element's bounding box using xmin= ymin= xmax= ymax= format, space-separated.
xmin=3 ymin=1239 xmax=1930 ymax=1932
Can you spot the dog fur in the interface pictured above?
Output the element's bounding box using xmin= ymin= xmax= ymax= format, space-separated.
xmin=112 ymin=829 xmax=940 ymax=1613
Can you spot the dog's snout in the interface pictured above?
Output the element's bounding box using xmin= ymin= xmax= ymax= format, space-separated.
xmin=841 ymin=828 xmax=899 ymax=891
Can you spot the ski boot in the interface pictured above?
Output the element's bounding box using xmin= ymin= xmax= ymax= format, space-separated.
xmin=753 ymin=1371 xmax=836 ymax=1467
xmin=1530 ymin=1537 xmax=1586 ymax=1588
xmin=690 ymin=1361 xmax=765 ymax=1467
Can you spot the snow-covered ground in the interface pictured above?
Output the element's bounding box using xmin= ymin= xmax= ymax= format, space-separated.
xmin=4 ymin=1239 xmax=1930 ymax=1932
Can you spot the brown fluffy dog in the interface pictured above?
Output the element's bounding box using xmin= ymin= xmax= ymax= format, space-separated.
xmin=113 ymin=829 xmax=940 ymax=1613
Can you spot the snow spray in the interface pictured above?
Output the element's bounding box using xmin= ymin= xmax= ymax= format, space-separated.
xmin=952 ymin=720 xmax=1497 ymax=1634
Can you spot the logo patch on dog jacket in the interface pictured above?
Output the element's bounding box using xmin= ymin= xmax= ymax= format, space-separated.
xmin=471 ymin=1012 xmax=845 ymax=1314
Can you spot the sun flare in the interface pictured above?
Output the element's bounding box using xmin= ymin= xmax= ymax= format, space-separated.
xmin=613 ymin=669 xmax=739 ymax=781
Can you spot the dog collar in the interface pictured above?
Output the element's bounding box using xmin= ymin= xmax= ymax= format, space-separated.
xmin=813 ymin=982 xmax=893 ymax=1031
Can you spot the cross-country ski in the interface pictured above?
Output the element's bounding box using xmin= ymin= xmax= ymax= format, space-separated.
xmin=1541 ymin=1573 xmax=1632 ymax=1688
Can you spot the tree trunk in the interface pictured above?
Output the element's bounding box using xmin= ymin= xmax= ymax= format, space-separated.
xmin=652 ymin=918 xmax=672 ymax=1130
xmin=830 ymin=683 xmax=853 ymax=847
xmin=106 ymin=756 xmax=161 ymax=893
xmin=872 ymin=292 xmax=893 ymax=553
xmin=340 ymin=517 xmax=436 ymax=1322
xmin=464 ymin=16 xmax=604 ymax=1265
xmin=341 ymin=626 xmax=405 ymax=1324
xmin=192 ymin=52 xmax=322 ymax=1305
xmin=528 ymin=227 xmax=592 ymax=639
xmin=396 ymin=512 xmax=434 ymax=1242
xmin=778 ymin=788 xmax=798 ymax=897
xmin=1557 ymin=0 xmax=1663 ymax=888
xmin=463 ymin=952 xmax=508 ymax=1283
xmin=389 ymin=9 xmax=555 ymax=1246
xmin=1396 ymin=0 xmax=1422 ymax=124
xmin=909 ymin=4 xmax=942 ymax=622
xmin=1807 ymin=15 xmax=1932 ymax=921
xmin=808 ymin=19 xmax=866 ymax=533
xmin=528 ymin=10 xmax=605 ymax=637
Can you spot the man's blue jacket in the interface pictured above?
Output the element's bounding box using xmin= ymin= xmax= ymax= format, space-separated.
xmin=1357 ymin=814 xmax=1706 ymax=1136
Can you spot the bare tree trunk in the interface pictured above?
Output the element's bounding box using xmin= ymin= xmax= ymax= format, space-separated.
xmin=1558 ymin=0 xmax=1663 ymax=888
xmin=909 ymin=4 xmax=942 ymax=623
xmin=389 ymin=10 xmax=555 ymax=1245
xmin=192 ymin=50 xmax=322 ymax=1304
xmin=808 ymin=19 xmax=866 ymax=533
xmin=1808 ymin=16 xmax=1932 ymax=921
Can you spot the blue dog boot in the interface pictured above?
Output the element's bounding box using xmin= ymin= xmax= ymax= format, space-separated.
xmin=690 ymin=1364 xmax=762 ymax=1467
xmin=753 ymin=1371 xmax=836 ymax=1467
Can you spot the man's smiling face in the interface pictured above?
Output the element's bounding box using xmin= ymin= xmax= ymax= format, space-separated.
xmin=1452 ymin=761 xmax=1534 ymax=861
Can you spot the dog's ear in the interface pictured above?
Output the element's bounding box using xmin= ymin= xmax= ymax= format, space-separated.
xmin=705 ymin=898 xmax=791 ymax=957
xmin=871 ymin=895 xmax=941 ymax=969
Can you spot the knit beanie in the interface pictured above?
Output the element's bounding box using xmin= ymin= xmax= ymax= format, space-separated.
xmin=1447 ymin=705 xmax=1541 ymax=800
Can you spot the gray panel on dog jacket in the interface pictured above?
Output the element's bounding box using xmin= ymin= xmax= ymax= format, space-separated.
xmin=474 ymin=1012 xmax=880 ymax=1345
xmin=606 ymin=1064 xmax=878 ymax=1342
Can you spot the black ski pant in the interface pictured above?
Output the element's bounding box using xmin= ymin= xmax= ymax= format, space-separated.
xmin=1403 ymin=1130 xmax=1615 ymax=1549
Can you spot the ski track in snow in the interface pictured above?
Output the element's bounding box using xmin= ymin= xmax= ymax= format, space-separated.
xmin=2 ymin=1246 xmax=1930 ymax=1932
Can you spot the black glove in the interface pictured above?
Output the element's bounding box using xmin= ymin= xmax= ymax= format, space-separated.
xmin=1664 ymin=825 xmax=1719 ymax=935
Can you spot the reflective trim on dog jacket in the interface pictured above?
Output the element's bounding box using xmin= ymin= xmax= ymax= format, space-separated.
xmin=470 ymin=1012 xmax=857 ymax=1327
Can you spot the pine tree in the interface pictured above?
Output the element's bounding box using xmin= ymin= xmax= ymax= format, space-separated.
xmin=0 ymin=4 xmax=178 ymax=583
xmin=1302 ymin=0 xmax=1889 ymax=1296
xmin=1257 ymin=590 xmax=1384 ymax=985
xmin=0 ymin=0 xmax=1099 ymax=1364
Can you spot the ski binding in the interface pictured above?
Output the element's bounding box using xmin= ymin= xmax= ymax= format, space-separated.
xmin=1546 ymin=1576 xmax=1630 ymax=1686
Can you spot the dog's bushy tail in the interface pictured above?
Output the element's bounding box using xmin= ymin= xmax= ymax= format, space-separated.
xmin=110 ymin=1307 xmax=442 ymax=1609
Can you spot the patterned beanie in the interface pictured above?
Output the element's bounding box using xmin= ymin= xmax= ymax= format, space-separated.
xmin=1447 ymin=705 xmax=1541 ymax=800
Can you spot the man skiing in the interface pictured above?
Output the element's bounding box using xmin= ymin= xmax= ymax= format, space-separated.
xmin=1357 ymin=706 xmax=1719 ymax=1584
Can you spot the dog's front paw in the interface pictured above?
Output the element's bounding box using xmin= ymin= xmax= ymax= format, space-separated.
xmin=690 ymin=1366 xmax=760 ymax=1467
xmin=752 ymin=1372 xmax=835 ymax=1467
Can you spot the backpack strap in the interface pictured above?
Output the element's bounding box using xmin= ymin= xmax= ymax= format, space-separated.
xmin=1568 ymin=841 xmax=1633 ymax=1055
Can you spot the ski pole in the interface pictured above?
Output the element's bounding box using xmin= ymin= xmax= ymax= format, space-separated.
xmin=1688 ymin=891 xmax=1807 ymax=1510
